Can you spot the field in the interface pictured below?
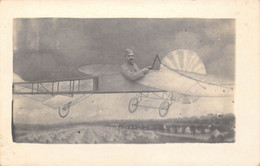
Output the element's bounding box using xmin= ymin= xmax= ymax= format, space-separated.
xmin=14 ymin=124 xmax=201 ymax=144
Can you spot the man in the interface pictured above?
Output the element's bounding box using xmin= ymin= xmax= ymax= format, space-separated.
xmin=121 ymin=49 xmax=151 ymax=81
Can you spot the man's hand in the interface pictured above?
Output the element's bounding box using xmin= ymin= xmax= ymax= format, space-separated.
xmin=141 ymin=68 xmax=149 ymax=74
xmin=146 ymin=66 xmax=153 ymax=70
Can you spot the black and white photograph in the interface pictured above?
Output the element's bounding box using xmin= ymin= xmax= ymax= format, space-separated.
xmin=12 ymin=18 xmax=236 ymax=144
xmin=1 ymin=0 xmax=260 ymax=166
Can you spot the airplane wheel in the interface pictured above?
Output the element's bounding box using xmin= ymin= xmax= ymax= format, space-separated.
xmin=159 ymin=101 xmax=170 ymax=117
xmin=128 ymin=97 xmax=139 ymax=113
xmin=58 ymin=107 xmax=70 ymax=118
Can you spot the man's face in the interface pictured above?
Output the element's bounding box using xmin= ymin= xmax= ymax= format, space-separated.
xmin=126 ymin=53 xmax=134 ymax=64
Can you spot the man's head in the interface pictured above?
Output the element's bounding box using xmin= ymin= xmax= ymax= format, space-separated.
xmin=125 ymin=49 xmax=134 ymax=65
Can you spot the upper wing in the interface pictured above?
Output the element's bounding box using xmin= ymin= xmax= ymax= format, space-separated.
xmin=79 ymin=64 xmax=121 ymax=76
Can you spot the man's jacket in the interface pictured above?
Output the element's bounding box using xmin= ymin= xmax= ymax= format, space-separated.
xmin=121 ymin=62 xmax=145 ymax=81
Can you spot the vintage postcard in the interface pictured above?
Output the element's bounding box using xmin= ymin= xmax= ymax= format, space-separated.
xmin=12 ymin=18 xmax=235 ymax=144
xmin=0 ymin=0 xmax=259 ymax=166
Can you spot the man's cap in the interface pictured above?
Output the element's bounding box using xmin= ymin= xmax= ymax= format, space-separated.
xmin=125 ymin=49 xmax=134 ymax=56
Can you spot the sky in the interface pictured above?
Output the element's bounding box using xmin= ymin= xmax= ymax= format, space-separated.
xmin=13 ymin=18 xmax=235 ymax=81
xmin=12 ymin=18 xmax=235 ymax=123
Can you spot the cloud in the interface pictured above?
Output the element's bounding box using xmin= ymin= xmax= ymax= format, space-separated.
xmin=204 ymin=20 xmax=235 ymax=42
xmin=174 ymin=31 xmax=205 ymax=50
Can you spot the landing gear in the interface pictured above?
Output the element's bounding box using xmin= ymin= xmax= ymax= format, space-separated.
xmin=58 ymin=101 xmax=72 ymax=118
xmin=159 ymin=101 xmax=170 ymax=117
xmin=128 ymin=97 xmax=139 ymax=113
xmin=127 ymin=92 xmax=174 ymax=118
xmin=128 ymin=93 xmax=142 ymax=113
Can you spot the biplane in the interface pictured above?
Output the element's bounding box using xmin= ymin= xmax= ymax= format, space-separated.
xmin=13 ymin=49 xmax=234 ymax=118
